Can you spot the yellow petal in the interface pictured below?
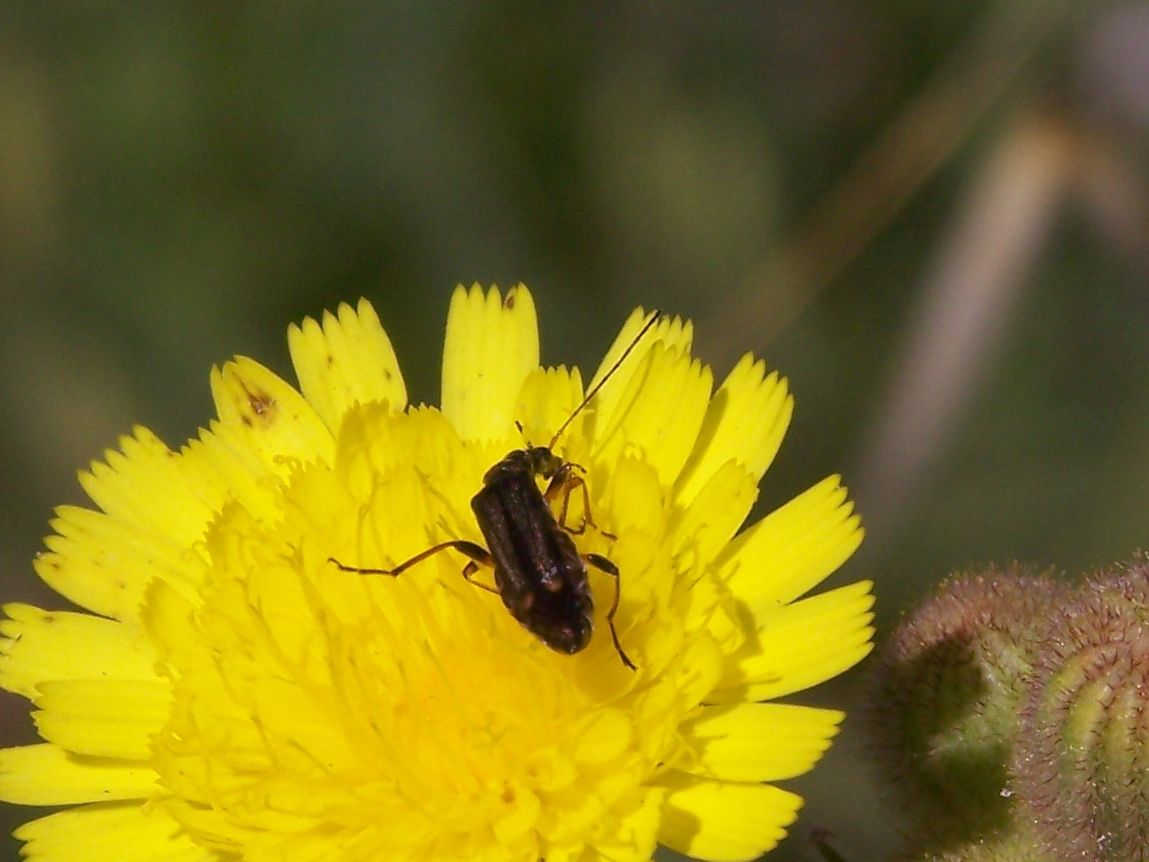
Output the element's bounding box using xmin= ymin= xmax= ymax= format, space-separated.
xmin=33 ymin=679 xmax=170 ymax=760
xmin=657 ymin=772 xmax=802 ymax=862
xmin=45 ymin=424 xmax=255 ymax=618
xmin=286 ymin=298 xmax=407 ymax=431
xmin=15 ymin=802 xmax=212 ymax=862
xmin=441 ymin=284 xmax=539 ymax=442
xmin=571 ymin=709 xmax=632 ymax=766
xmin=209 ymin=356 xmax=335 ymax=470
xmin=0 ymin=605 xmax=158 ymax=699
xmin=668 ymin=460 xmax=758 ymax=576
xmin=596 ymin=455 xmax=664 ymax=537
xmin=718 ymin=475 xmax=863 ymax=608
xmin=36 ymin=502 xmax=203 ymax=623
xmin=178 ymin=424 xmax=289 ymax=530
xmin=720 ymin=580 xmax=876 ymax=700
xmin=680 ymin=703 xmax=844 ymax=782
xmin=138 ymin=571 xmax=208 ymax=676
xmin=584 ymin=308 xmax=693 ymax=428
xmin=76 ymin=427 xmax=210 ymax=551
xmin=592 ymin=343 xmax=713 ymax=488
xmin=591 ymin=786 xmax=663 ymax=862
xmin=674 ymin=353 xmax=792 ymax=505
xmin=513 ymin=365 xmax=584 ymax=452
xmin=667 ymin=632 xmax=725 ymax=712
xmin=0 ymin=744 xmax=157 ymax=804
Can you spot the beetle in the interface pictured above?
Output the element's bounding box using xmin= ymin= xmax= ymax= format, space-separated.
xmin=329 ymin=309 xmax=662 ymax=669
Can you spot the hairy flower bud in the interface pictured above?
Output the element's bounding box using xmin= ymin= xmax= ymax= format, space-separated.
xmin=1012 ymin=556 xmax=1149 ymax=860
xmin=867 ymin=566 xmax=1070 ymax=849
xmin=900 ymin=823 xmax=1054 ymax=862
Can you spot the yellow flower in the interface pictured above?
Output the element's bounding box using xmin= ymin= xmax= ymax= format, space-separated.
xmin=0 ymin=285 xmax=874 ymax=862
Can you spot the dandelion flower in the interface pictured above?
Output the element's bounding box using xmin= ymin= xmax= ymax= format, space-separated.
xmin=0 ymin=284 xmax=874 ymax=861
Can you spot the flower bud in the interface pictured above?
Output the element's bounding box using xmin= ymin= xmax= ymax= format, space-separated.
xmin=867 ymin=566 xmax=1070 ymax=848
xmin=899 ymin=822 xmax=1055 ymax=861
xmin=1012 ymin=556 xmax=1149 ymax=860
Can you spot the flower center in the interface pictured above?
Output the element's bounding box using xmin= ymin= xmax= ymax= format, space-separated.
xmin=149 ymin=405 xmax=663 ymax=859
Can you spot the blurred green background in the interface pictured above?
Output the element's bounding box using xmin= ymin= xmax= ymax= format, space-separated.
xmin=3 ymin=3 xmax=1148 ymax=860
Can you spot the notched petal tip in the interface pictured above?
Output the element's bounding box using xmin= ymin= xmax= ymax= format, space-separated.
xmin=287 ymin=297 xmax=407 ymax=431
xmin=721 ymin=579 xmax=876 ymax=700
xmin=591 ymin=342 xmax=714 ymax=489
xmin=657 ymin=773 xmax=803 ymax=862
xmin=681 ymin=702 xmax=846 ymax=783
xmin=442 ymin=283 xmax=540 ymax=443
xmin=717 ymin=474 xmax=864 ymax=613
xmin=514 ymin=364 xmax=585 ymax=451
xmin=209 ymin=356 xmax=334 ymax=469
xmin=675 ymin=353 xmax=794 ymax=504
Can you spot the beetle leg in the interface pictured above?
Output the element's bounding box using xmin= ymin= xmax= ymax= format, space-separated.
xmin=461 ymin=560 xmax=500 ymax=595
xmin=547 ymin=465 xmax=616 ymax=540
xmin=584 ymin=552 xmax=636 ymax=671
xmin=330 ymin=542 xmax=503 ymax=596
xmin=543 ymin=463 xmax=576 ymax=507
xmin=554 ymin=473 xmax=589 ymax=535
xmin=329 ymin=540 xmax=491 ymax=577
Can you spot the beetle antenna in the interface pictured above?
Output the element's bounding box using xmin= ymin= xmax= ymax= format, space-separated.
xmin=547 ymin=309 xmax=662 ymax=449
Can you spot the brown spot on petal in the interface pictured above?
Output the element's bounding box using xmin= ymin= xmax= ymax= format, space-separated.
xmin=240 ymin=384 xmax=277 ymax=427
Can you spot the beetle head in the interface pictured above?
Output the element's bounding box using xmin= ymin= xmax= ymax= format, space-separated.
xmin=524 ymin=446 xmax=564 ymax=480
